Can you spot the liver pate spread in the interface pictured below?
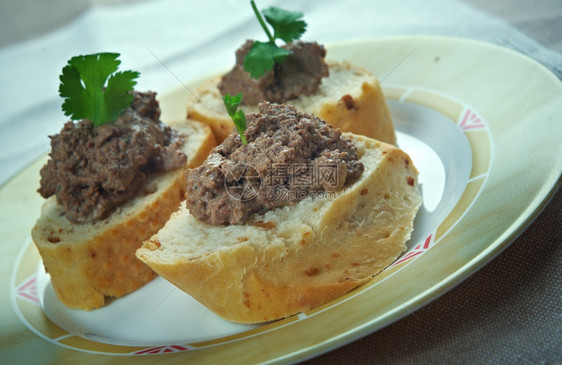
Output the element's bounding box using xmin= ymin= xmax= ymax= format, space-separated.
xmin=185 ymin=102 xmax=364 ymax=225
xmin=38 ymin=91 xmax=186 ymax=224
xmin=218 ymin=41 xmax=329 ymax=105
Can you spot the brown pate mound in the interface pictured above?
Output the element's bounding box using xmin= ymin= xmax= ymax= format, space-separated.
xmin=218 ymin=40 xmax=329 ymax=105
xmin=185 ymin=102 xmax=364 ymax=225
xmin=38 ymin=91 xmax=186 ymax=223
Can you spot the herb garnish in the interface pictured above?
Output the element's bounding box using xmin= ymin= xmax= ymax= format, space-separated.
xmin=59 ymin=52 xmax=139 ymax=127
xmin=223 ymin=93 xmax=248 ymax=145
xmin=244 ymin=1 xmax=307 ymax=79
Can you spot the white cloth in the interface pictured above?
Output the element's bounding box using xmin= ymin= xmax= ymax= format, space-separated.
xmin=0 ymin=0 xmax=561 ymax=185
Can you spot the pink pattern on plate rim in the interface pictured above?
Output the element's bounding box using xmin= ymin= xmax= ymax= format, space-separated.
xmin=133 ymin=345 xmax=191 ymax=355
xmin=459 ymin=109 xmax=485 ymax=130
xmin=391 ymin=234 xmax=434 ymax=267
xmin=16 ymin=275 xmax=40 ymax=305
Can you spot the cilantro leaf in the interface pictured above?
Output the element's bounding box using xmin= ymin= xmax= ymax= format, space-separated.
xmin=223 ymin=92 xmax=242 ymax=116
xmin=58 ymin=52 xmax=139 ymax=127
xmin=70 ymin=53 xmax=120 ymax=91
xmin=223 ymin=93 xmax=248 ymax=145
xmin=103 ymin=70 xmax=140 ymax=123
xmin=244 ymin=1 xmax=307 ymax=79
xmin=263 ymin=7 xmax=306 ymax=44
xmin=59 ymin=65 xmax=90 ymax=120
xmin=243 ymin=41 xmax=290 ymax=79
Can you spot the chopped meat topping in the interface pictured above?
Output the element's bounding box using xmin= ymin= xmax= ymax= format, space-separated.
xmin=38 ymin=91 xmax=186 ymax=223
xmin=218 ymin=41 xmax=329 ymax=105
xmin=185 ymin=102 xmax=363 ymax=225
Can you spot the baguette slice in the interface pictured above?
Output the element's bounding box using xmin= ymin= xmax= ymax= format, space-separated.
xmin=187 ymin=61 xmax=396 ymax=145
xmin=31 ymin=119 xmax=216 ymax=310
xmin=136 ymin=134 xmax=421 ymax=323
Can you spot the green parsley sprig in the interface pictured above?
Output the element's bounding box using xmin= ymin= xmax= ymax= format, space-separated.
xmin=59 ymin=52 xmax=139 ymax=127
xmin=223 ymin=93 xmax=248 ymax=145
xmin=244 ymin=1 xmax=307 ymax=79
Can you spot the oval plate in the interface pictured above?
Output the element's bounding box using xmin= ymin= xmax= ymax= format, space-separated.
xmin=3 ymin=36 xmax=561 ymax=363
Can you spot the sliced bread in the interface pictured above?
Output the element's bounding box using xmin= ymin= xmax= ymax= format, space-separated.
xmin=136 ymin=133 xmax=421 ymax=323
xmin=31 ymin=119 xmax=216 ymax=310
xmin=187 ymin=61 xmax=396 ymax=145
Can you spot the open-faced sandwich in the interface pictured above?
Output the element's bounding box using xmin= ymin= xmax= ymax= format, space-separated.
xmin=186 ymin=1 xmax=396 ymax=145
xmin=137 ymin=100 xmax=421 ymax=323
xmin=31 ymin=53 xmax=216 ymax=310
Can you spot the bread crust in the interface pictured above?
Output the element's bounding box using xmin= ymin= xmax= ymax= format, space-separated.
xmin=186 ymin=61 xmax=396 ymax=145
xmin=137 ymin=134 xmax=421 ymax=323
xmin=32 ymin=119 xmax=216 ymax=310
